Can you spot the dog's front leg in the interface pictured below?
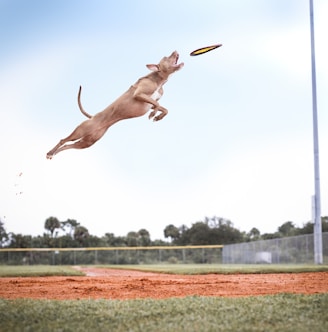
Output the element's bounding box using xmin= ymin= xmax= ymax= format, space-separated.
xmin=148 ymin=105 xmax=168 ymax=121
xmin=134 ymin=91 xmax=168 ymax=122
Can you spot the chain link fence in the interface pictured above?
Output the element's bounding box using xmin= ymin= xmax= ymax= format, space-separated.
xmin=1 ymin=233 xmax=327 ymax=265
xmin=0 ymin=245 xmax=223 ymax=265
xmin=223 ymin=232 xmax=328 ymax=264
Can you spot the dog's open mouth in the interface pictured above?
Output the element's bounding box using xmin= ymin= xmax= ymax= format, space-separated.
xmin=171 ymin=52 xmax=183 ymax=68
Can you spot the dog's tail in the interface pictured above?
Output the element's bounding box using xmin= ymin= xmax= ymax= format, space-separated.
xmin=78 ymin=86 xmax=92 ymax=118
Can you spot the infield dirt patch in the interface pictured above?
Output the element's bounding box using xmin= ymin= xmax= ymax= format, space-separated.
xmin=1 ymin=267 xmax=327 ymax=300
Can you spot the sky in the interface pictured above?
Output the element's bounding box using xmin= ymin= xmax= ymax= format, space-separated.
xmin=1 ymin=0 xmax=327 ymax=241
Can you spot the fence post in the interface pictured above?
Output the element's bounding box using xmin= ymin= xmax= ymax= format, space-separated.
xmin=158 ymin=249 xmax=162 ymax=263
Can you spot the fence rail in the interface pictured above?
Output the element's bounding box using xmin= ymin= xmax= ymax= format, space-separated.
xmin=0 ymin=245 xmax=224 ymax=252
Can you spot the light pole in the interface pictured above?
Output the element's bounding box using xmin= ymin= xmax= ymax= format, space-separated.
xmin=309 ymin=0 xmax=323 ymax=264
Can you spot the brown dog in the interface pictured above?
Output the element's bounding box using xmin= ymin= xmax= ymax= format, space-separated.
xmin=46 ymin=51 xmax=184 ymax=159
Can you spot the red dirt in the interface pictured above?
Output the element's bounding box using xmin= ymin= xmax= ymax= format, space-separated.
xmin=1 ymin=267 xmax=327 ymax=300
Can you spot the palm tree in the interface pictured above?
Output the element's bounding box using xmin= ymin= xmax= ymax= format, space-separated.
xmin=164 ymin=224 xmax=180 ymax=243
xmin=44 ymin=217 xmax=61 ymax=238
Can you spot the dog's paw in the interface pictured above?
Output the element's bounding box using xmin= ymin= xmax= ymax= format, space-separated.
xmin=46 ymin=153 xmax=53 ymax=160
xmin=153 ymin=115 xmax=162 ymax=122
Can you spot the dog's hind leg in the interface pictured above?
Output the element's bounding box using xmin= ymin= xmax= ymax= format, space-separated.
xmin=48 ymin=139 xmax=94 ymax=157
xmin=46 ymin=135 xmax=79 ymax=159
xmin=46 ymin=121 xmax=108 ymax=159
xmin=46 ymin=120 xmax=92 ymax=159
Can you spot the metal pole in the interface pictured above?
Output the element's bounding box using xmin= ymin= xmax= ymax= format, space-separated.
xmin=309 ymin=0 xmax=323 ymax=264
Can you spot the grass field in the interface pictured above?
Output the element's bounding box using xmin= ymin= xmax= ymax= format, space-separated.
xmin=1 ymin=265 xmax=327 ymax=331
xmin=0 ymin=265 xmax=84 ymax=277
xmin=1 ymin=294 xmax=327 ymax=332
xmin=95 ymin=263 xmax=328 ymax=274
xmin=1 ymin=263 xmax=328 ymax=277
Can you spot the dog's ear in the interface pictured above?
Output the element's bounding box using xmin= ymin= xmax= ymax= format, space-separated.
xmin=146 ymin=64 xmax=159 ymax=72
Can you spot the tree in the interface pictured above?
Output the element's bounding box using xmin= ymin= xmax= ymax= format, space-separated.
xmin=164 ymin=224 xmax=180 ymax=243
xmin=61 ymin=219 xmax=80 ymax=238
xmin=208 ymin=218 xmax=243 ymax=244
xmin=297 ymin=221 xmax=313 ymax=235
xmin=102 ymin=233 xmax=126 ymax=247
xmin=188 ymin=222 xmax=212 ymax=245
xmin=138 ymin=229 xmax=151 ymax=246
xmin=247 ymin=227 xmax=261 ymax=241
xmin=176 ymin=224 xmax=189 ymax=245
xmin=278 ymin=221 xmax=297 ymax=237
xmin=8 ymin=233 xmax=32 ymax=248
xmin=205 ymin=216 xmax=231 ymax=229
xmin=322 ymin=216 xmax=328 ymax=232
xmin=297 ymin=216 xmax=328 ymax=235
xmin=0 ymin=219 xmax=8 ymax=247
xmin=44 ymin=217 xmax=61 ymax=238
xmin=261 ymin=232 xmax=281 ymax=240
xmin=74 ymin=226 xmax=89 ymax=246
xmin=126 ymin=231 xmax=138 ymax=247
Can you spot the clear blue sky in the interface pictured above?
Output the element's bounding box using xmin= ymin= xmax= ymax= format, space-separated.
xmin=1 ymin=0 xmax=327 ymax=240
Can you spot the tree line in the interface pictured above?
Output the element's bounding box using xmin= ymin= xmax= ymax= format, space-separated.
xmin=0 ymin=216 xmax=327 ymax=249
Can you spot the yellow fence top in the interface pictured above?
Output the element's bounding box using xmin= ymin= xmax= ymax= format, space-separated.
xmin=0 ymin=245 xmax=223 ymax=252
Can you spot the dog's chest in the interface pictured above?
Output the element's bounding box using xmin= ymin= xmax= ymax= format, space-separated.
xmin=151 ymin=87 xmax=163 ymax=101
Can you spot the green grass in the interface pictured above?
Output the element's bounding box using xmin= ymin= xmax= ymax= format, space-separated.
xmin=1 ymin=264 xmax=328 ymax=277
xmin=1 ymin=294 xmax=327 ymax=332
xmin=0 ymin=265 xmax=84 ymax=277
xmin=95 ymin=263 xmax=328 ymax=275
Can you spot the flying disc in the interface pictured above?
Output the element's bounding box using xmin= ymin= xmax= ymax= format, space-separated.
xmin=190 ymin=43 xmax=222 ymax=56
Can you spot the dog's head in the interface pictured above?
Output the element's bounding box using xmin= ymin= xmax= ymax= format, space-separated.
xmin=146 ymin=51 xmax=184 ymax=75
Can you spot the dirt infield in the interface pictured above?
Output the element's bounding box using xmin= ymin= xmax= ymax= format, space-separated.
xmin=1 ymin=267 xmax=328 ymax=300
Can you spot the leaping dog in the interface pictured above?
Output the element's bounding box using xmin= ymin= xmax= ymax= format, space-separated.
xmin=46 ymin=51 xmax=184 ymax=159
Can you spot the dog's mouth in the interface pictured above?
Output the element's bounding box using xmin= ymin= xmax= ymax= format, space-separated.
xmin=171 ymin=51 xmax=179 ymax=64
xmin=170 ymin=51 xmax=184 ymax=68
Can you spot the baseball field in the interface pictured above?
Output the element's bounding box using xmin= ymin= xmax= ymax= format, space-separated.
xmin=1 ymin=265 xmax=327 ymax=331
